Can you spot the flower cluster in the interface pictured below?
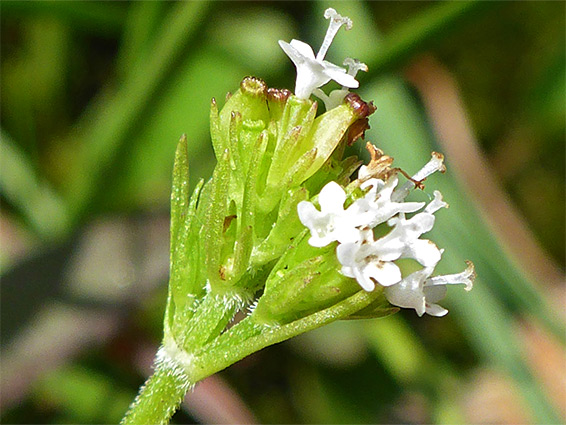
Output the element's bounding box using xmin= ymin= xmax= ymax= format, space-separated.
xmin=298 ymin=146 xmax=475 ymax=317
xmin=279 ymin=8 xmax=367 ymax=107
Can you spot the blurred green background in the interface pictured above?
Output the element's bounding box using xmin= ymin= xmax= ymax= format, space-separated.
xmin=1 ymin=1 xmax=564 ymax=424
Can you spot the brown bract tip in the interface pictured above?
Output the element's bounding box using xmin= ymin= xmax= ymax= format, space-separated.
xmin=241 ymin=76 xmax=267 ymax=98
xmin=345 ymin=93 xmax=376 ymax=118
xmin=347 ymin=118 xmax=370 ymax=145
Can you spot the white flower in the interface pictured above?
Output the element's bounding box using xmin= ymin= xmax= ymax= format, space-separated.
xmin=351 ymin=176 xmax=425 ymax=228
xmin=384 ymin=261 xmax=475 ymax=316
xmin=312 ymin=58 xmax=368 ymax=110
xmin=336 ymin=190 xmax=446 ymax=291
xmin=297 ymin=181 xmax=361 ymax=247
xmin=337 ymin=228 xmax=403 ymax=291
xmin=279 ymin=8 xmax=359 ymax=99
xmin=296 ymin=144 xmax=475 ymax=317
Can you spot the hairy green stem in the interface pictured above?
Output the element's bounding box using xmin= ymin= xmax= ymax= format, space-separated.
xmin=121 ymin=354 xmax=192 ymax=425
xmin=121 ymin=289 xmax=379 ymax=424
xmin=190 ymin=289 xmax=380 ymax=381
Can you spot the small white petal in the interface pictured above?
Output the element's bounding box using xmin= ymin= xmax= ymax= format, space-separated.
xmin=425 ymin=190 xmax=448 ymax=214
xmin=289 ymin=39 xmax=316 ymax=59
xmin=402 ymin=239 xmax=442 ymax=267
xmin=343 ymin=57 xmax=368 ymax=76
xmin=312 ymin=88 xmax=350 ymax=110
xmin=353 ymin=267 xmax=376 ymax=291
xmin=318 ymin=181 xmax=346 ymax=213
xmin=424 ymin=302 xmax=449 ymax=317
xmin=384 ymin=268 xmax=433 ymax=317
xmin=297 ymin=200 xmax=319 ymax=225
xmin=365 ymin=260 xmax=402 ymax=287
xmin=422 ymin=285 xmax=447 ymax=304
xmin=336 ymin=242 xmax=361 ymax=271
xmin=322 ymin=63 xmax=359 ymax=88
xmin=278 ymin=40 xmax=307 ymax=66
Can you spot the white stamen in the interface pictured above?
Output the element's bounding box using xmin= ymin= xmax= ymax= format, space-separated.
xmin=316 ymin=8 xmax=353 ymax=61
xmin=343 ymin=58 xmax=368 ymax=77
xmin=393 ymin=152 xmax=446 ymax=201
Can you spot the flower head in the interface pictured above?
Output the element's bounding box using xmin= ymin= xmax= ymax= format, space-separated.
xmin=279 ymin=8 xmax=359 ymax=99
xmin=336 ymin=189 xmax=446 ymax=291
xmin=297 ymin=142 xmax=475 ymax=316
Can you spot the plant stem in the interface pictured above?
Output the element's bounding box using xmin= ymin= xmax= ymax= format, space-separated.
xmin=121 ymin=358 xmax=192 ymax=425
xmin=122 ymin=289 xmax=380 ymax=424
xmin=190 ymin=289 xmax=381 ymax=381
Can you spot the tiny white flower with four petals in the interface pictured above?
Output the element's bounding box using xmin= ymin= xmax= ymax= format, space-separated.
xmin=297 ymin=181 xmax=361 ymax=248
xmin=337 ymin=228 xmax=404 ymax=291
xmin=279 ymin=8 xmax=359 ymax=99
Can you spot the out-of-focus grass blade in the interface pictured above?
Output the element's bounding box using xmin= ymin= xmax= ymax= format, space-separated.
xmin=116 ymin=2 xmax=166 ymax=80
xmin=451 ymin=272 xmax=562 ymax=424
xmin=0 ymin=130 xmax=70 ymax=242
xmin=362 ymin=317 xmax=466 ymax=424
xmin=34 ymin=364 xmax=134 ymax=423
xmin=64 ymin=1 xmax=211 ymax=221
xmin=205 ymin=7 xmax=295 ymax=78
xmin=1 ymin=1 xmax=127 ymax=37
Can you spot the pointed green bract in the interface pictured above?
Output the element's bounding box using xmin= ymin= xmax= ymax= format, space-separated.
xmin=170 ymin=135 xmax=190 ymax=255
xmin=204 ymin=148 xmax=231 ymax=288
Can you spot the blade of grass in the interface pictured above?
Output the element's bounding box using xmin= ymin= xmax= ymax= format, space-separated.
xmin=1 ymin=1 xmax=127 ymax=37
xmin=64 ymin=1 xmax=211 ymax=222
xmin=0 ymin=130 xmax=70 ymax=241
xmin=116 ymin=2 xmax=166 ymax=80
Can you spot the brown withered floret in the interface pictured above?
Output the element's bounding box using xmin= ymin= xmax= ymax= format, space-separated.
xmin=345 ymin=93 xmax=377 ymax=119
xmin=344 ymin=93 xmax=377 ymax=145
xmin=360 ymin=142 xmax=427 ymax=190
xmin=267 ymin=87 xmax=292 ymax=104
xmin=362 ymin=142 xmax=395 ymax=181
xmin=346 ymin=118 xmax=370 ymax=146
